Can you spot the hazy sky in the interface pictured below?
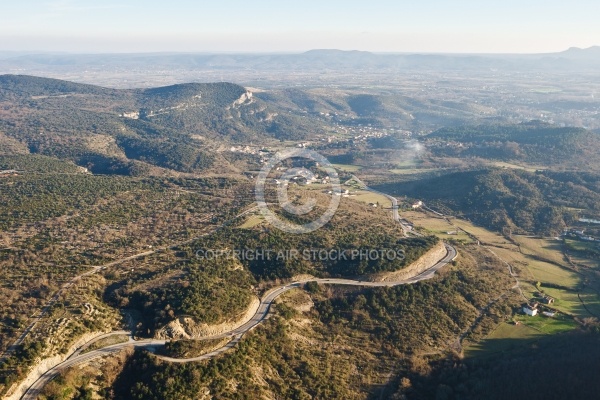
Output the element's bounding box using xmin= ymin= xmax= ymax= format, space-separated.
xmin=1 ymin=0 xmax=598 ymax=53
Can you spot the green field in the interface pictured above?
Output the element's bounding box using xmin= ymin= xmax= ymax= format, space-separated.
xmin=565 ymin=238 xmax=600 ymax=257
xmin=465 ymin=322 xmax=544 ymax=358
xmin=402 ymin=211 xmax=477 ymax=242
xmin=491 ymin=245 xmax=595 ymax=318
xmin=491 ymin=161 xmax=544 ymax=172
xmin=466 ymin=313 xmax=577 ymax=358
xmin=514 ymin=236 xmax=568 ymax=266
xmin=450 ymin=219 xmax=513 ymax=247
xmin=569 ymin=253 xmax=600 ymax=269
xmin=350 ymin=190 xmax=392 ymax=207
xmin=524 ymin=259 xmax=580 ymax=288
xmin=513 ymin=313 xmax=577 ymax=335
xmin=238 ymin=214 xmax=265 ymax=229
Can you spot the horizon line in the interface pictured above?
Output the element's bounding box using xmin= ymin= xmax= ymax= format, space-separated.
xmin=1 ymin=46 xmax=599 ymax=57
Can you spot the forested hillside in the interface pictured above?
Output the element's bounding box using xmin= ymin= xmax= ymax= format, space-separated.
xmin=0 ymin=75 xmax=322 ymax=175
xmin=377 ymin=169 xmax=600 ymax=235
xmin=427 ymin=121 xmax=600 ymax=168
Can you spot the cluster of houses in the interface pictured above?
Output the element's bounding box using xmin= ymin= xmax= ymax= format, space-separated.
xmin=322 ymin=124 xmax=412 ymax=147
xmin=272 ymin=170 xmax=330 ymax=187
xmin=230 ymin=145 xmax=267 ymax=155
xmin=563 ymin=228 xmax=598 ymax=242
xmin=325 ymin=189 xmax=351 ymax=197
xmin=522 ymin=295 xmax=556 ymax=317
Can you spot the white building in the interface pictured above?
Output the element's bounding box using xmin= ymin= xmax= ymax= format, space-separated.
xmin=523 ymin=306 xmax=538 ymax=316
xmin=412 ymin=201 xmax=423 ymax=209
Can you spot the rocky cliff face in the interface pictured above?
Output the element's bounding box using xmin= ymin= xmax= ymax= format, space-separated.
xmin=156 ymin=296 xmax=260 ymax=340
xmin=229 ymin=90 xmax=253 ymax=108
xmin=366 ymin=240 xmax=447 ymax=282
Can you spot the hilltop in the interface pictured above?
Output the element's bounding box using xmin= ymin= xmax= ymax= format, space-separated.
xmin=0 ymin=75 xmax=322 ymax=174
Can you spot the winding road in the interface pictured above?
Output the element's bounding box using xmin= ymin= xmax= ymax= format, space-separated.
xmin=350 ymin=175 xmax=413 ymax=234
xmin=21 ymin=243 xmax=456 ymax=399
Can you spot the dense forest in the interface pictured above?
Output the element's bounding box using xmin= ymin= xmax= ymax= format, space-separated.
xmin=426 ymin=121 xmax=600 ymax=168
xmin=104 ymin=258 xmax=255 ymax=334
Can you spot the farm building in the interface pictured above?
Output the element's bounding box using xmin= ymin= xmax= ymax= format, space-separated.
xmin=523 ymin=307 xmax=538 ymax=316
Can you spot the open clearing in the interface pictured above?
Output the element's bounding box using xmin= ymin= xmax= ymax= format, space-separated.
xmin=450 ymin=219 xmax=514 ymax=248
xmin=401 ymin=211 xmax=474 ymax=242
xmin=333 ymin=164 xmax=363 ymax=172
xmin=350 ymin=190 xmax=392 ymax=207
xmin=465 ymin=322 xmax=543 ymax=358
xmin=513 ymin=313 xmax=577 ymax=335
xmin=490 ymin=161 xmax=545 ymax=172
xmin=514 ymin=236 xmax=568 ymax=265
xmin=465 ymin=314 xmax=576 ymax=358
xmin=238 ymin=214 xmax=264 ymax=229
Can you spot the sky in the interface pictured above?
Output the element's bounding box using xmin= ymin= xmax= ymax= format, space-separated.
xmin=0 ymin=0 xmax=599 ymax=54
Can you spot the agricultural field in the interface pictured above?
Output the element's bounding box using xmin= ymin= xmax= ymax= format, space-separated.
xmin=465 ymin=322 xmax=544 ymax=358
xmin=569 ymin=252 xmax=600 ymax=269
xmin=403 ymin=207 xmax=600 ymax=360
xmin=401 ymin=210 xmax=516 ymax=245
xmin=513 ymin=236 xmax=569 ymax=266
xmin=565 ymin=238 xmax=600 ymax=260
xmin=489 ymin=246 xmax=597 ymax=319
xmin=521 ymin=259 xmax=580 ymax=289
xmin=466 ymin=313 xmax=577 ymax=359
xmin=512 ymin=313 xmax=578 ymax=335
xmin=450 ymin=219 xmax=514 ymax=248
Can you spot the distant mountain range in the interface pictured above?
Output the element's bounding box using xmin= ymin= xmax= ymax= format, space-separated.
xmin=1 ymin=47 xmax=599 ymax=75
xmin=555 ymin=46 xmax=600 ymax=59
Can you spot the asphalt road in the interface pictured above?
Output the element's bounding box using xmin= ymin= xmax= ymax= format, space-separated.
xmin=350 ymin=175 xmax=414 ymax=234
xmin=21 ymin=243 xmax=457 ymax=399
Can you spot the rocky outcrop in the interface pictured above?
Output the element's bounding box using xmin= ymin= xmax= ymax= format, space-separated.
xmin=156 ymin=296 xmax=260 ymax=340
xmin=366 ymin=241 xmax=447 ymax=283
xmin=231 ymin=91 xmax=253 ymax=107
